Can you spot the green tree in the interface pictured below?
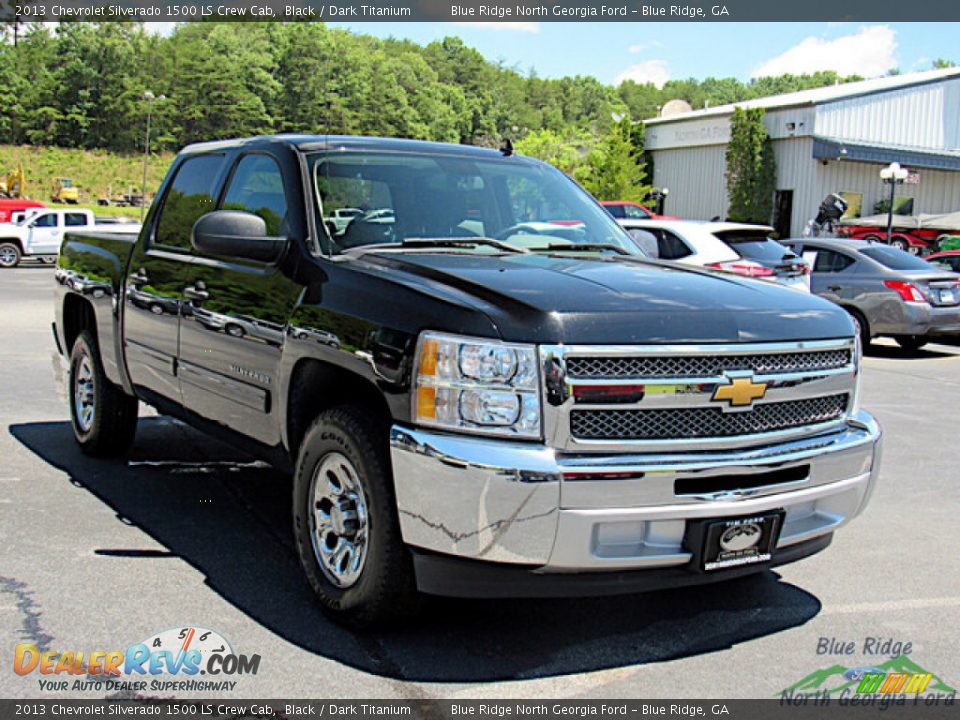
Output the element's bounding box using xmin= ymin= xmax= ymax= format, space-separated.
xmin=580 ymin=120 xmax=652 ymax=202
xmin=725 ymin=107 xmax=776 ymax=223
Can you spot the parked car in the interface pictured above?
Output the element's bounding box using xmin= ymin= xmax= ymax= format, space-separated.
xmin=0 ymin=198 xmax=46 ymax=224
xmin=0 ymin=208 xmax=141 ymax=268
xmin=925 ymin=250 xmax=960 ymax=273
xmin=601 ymin=200 xmax=676 ymax=221
xmin=54 ymin=134 xmax=880 ymax=627
xmin=782 ymin=238 xmax=960 ymax=350
xmin=618 ymin=219 xmax=810 ymax=292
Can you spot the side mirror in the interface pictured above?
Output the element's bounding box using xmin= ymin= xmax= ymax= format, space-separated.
xmin=192 ymin=210 xmax=287 ymax=263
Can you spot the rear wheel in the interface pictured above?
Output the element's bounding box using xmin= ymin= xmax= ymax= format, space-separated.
xmin=895 ymin=335 xmax=927 ymax=351
xmin=69 ymin=330 xmax=139 ymax=456
xmin=889 ymin=237 xmax=909 ymax=252
xmin=0 ymin=243 xmax=21 ymax=268
xmin=292 ymin=405 xmax=419 ymax=628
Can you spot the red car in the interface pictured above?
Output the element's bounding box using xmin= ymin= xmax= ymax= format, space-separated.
xmin=601 ymin=200 xmax=677 ymax=221
xmin=925 ymin=250 xmax=960 ymax=273
xmin=0 ymin=198 xmax=47 ymax=224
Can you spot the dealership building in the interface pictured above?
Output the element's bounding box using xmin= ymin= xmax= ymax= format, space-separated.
xmin=644 ymin=67 xmax=960 ymax=237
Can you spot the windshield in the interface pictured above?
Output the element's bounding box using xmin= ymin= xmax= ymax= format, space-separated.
xmin=860 ymin=245 xmax=937 ymax=271
xmin=309 ymin=151 xmax=635 ymax=255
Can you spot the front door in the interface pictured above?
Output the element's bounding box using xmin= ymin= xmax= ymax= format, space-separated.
xmin=177 ymin=151 xmax=302 ymax=446
xmin=123 ymin=153 xmax=227 ymax=406
xmin=25 ymin=211 xmax=62 ymax=255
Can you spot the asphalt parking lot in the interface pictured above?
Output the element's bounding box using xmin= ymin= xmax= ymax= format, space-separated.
xmin=2 ymin=264 xmax=959 ymax=700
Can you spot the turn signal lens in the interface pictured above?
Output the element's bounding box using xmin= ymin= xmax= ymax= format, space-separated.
xmin=883 ymin=280 xmax=928 ymax=304
xmin=706 ymin=260 xmax=775 ymax=278
xmin=413 ymin=332 xmax=541 ymax=439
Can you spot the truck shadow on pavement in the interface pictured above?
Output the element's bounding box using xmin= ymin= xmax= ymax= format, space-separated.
xmin=12 ymin=417 xmax=823 ymax=683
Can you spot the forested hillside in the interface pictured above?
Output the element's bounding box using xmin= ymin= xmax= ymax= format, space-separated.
xmin=0 ymin=22 xmax=880 ymax=202
xmin=0 ymin=22 xmax=865 ymax=153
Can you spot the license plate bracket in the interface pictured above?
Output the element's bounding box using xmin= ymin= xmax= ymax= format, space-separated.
xmin=685 ymin=511 xmax=785 ymax=572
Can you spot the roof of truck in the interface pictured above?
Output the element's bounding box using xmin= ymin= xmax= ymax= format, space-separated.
xmin=181 ymin=134 xmax=516 ymax=160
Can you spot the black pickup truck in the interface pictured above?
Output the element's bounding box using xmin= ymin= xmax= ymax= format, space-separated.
xmin=54 ymin=135 xmax=882 ymax=627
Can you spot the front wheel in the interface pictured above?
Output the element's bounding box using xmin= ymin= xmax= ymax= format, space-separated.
xmin=292 ymin=406 xmax=418 ymax=628
xmin=69 ymin=330 xmax=139 ymax=456
xmin=0 ymin=243 xmax=21 ymax=268
xmin=889 ymin=238 xmax=909 ymax=252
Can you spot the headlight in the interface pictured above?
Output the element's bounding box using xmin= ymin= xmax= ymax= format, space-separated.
xmin=413 ymin=331 xmax=541 ymax=438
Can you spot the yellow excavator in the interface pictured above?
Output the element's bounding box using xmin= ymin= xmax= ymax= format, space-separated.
xmin=51 ymin=177 xmax=80 ymax=204
xmin=0 ymin=164 xmax=25 ymax=198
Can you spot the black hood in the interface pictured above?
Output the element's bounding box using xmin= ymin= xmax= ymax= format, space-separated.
xmin=355 ymin=251 xmax=853 ymax=344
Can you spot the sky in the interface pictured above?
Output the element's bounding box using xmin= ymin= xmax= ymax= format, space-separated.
xmin=319 ymin=22 xmax=958 ymax=86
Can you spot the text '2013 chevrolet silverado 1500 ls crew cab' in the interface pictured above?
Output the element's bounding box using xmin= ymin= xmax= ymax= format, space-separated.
xmin=54 ymin=135 xmax=882 ymax=627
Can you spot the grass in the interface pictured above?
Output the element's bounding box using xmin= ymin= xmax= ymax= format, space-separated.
xmin=0 ymin=144 xmax=175 ymax=210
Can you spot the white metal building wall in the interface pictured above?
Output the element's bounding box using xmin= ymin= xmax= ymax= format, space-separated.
xmin=652 ymin=137 xmax=960 ymax=234
xmin=815 ymin=78 xmax=960 ymax=150
xmin=652 ymin=145 xmax=728 ymax=221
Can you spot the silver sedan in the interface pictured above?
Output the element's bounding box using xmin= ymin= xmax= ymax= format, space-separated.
xmin=782 ymin=237 xmax=960 ymax=350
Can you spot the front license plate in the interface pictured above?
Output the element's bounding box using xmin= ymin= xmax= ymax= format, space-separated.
xmin=701 ymin=512 xmax=784 ymax=571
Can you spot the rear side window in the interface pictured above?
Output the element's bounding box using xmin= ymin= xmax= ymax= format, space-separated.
xmin=714 ymin=232 xmax=792 ymax=262
xmin=64 ymin=213 xmax=87 ymax=227
xmin=605 ymin=204 xmax=625 ymax=218
xmin=154 ymin=154 xmax=225 ymax=251
xmin=813 ymin=249 xmax=855 ymax=273
xmin=657 ymin=229 xmax=692 ymax=260
xmin=221 ymin=154 xmax=288 ymax=236
xmin=624 ymin=204 xmax=651 ymax=219
xmin=861 ymin=246 xmax=935 ymax=271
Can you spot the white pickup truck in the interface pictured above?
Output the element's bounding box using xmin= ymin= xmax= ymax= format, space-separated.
xmin=0 ymin=209 xmax=141 ymax=268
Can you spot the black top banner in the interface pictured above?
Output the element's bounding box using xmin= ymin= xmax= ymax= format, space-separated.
xmin=4 ymin=0 xmax=960 ymax=21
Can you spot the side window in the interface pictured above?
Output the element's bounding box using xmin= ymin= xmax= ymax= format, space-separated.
xmin=658 ymin=230 xmax=692 ymax=260
xmin=813 ymin=249 xmax=855 ymax=273
xmin=64 ymin=213 xmax=87 ymax=227
xmin=221 ymin=154 xmax=288 ymax=236
xmin=605 ymin=204 xmax=625 ymax=219
xmin=625 ymin=205 xmax=650 ymax=220
xmin=33 ymin=214 xmax=58 ymax=228
xmin=154 ymin=154 xmax=225 ymax=251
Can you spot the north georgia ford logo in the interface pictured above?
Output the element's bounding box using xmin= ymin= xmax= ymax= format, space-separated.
xmin=719 ymin=522 xmax=762 ymax=552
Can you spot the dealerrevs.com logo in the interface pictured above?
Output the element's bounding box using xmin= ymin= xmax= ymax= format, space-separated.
xmin=14 ymin=626 xmax=261 ymax=693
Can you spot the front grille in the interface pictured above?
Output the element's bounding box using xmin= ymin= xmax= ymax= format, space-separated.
xmin=565 ymin=349 xmax=851 ymax=379
xmin=570 ymin=394 xmax=849 ymax=440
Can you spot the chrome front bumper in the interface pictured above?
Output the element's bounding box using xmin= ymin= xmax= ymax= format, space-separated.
xmin=389 ymin=411 xmax=882 ymax=574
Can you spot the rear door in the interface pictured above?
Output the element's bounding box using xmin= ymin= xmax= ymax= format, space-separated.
xmin=177 ymin=150 xmax=303 ymax=446
xmin=123 ymin=153 xmax=227 ymax=405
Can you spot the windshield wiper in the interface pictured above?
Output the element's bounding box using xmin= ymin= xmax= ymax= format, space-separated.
xmin=527 ymin=243 xmax=631 ymax=255
xmin=348 ymin=237 xmax=529 ymax=254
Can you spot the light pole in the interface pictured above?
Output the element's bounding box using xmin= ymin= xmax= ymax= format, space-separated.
xmin=879 ymin=162 xmax=908 ymax=245
xmin=141 ymin=91 xmax=165 ymax=222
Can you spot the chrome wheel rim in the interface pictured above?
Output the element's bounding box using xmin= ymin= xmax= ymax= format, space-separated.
xmin=74 ymin=356 xmax=96 ymax=433
xmin=0 ymin=247 xmax=16 ymax=266
xmin=308 ymin=452 xmax=369 ymax=588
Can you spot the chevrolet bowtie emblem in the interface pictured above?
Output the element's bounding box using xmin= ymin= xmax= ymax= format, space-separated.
xmin=712 ymin=376 xmax=768 ymax=407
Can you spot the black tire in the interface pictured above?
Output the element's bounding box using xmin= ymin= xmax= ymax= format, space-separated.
xmin=0 ymin=242 xmax=21 ymax=268
xmin=845 ymin=307 xmax=871 ymax=352
xmin=292 ymin=405 xmax=418 ymax=628
xmin=68 ymin=330 xmax=139 ymax=456
xmin=895 ymin=335 xmax=927 ymax=351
